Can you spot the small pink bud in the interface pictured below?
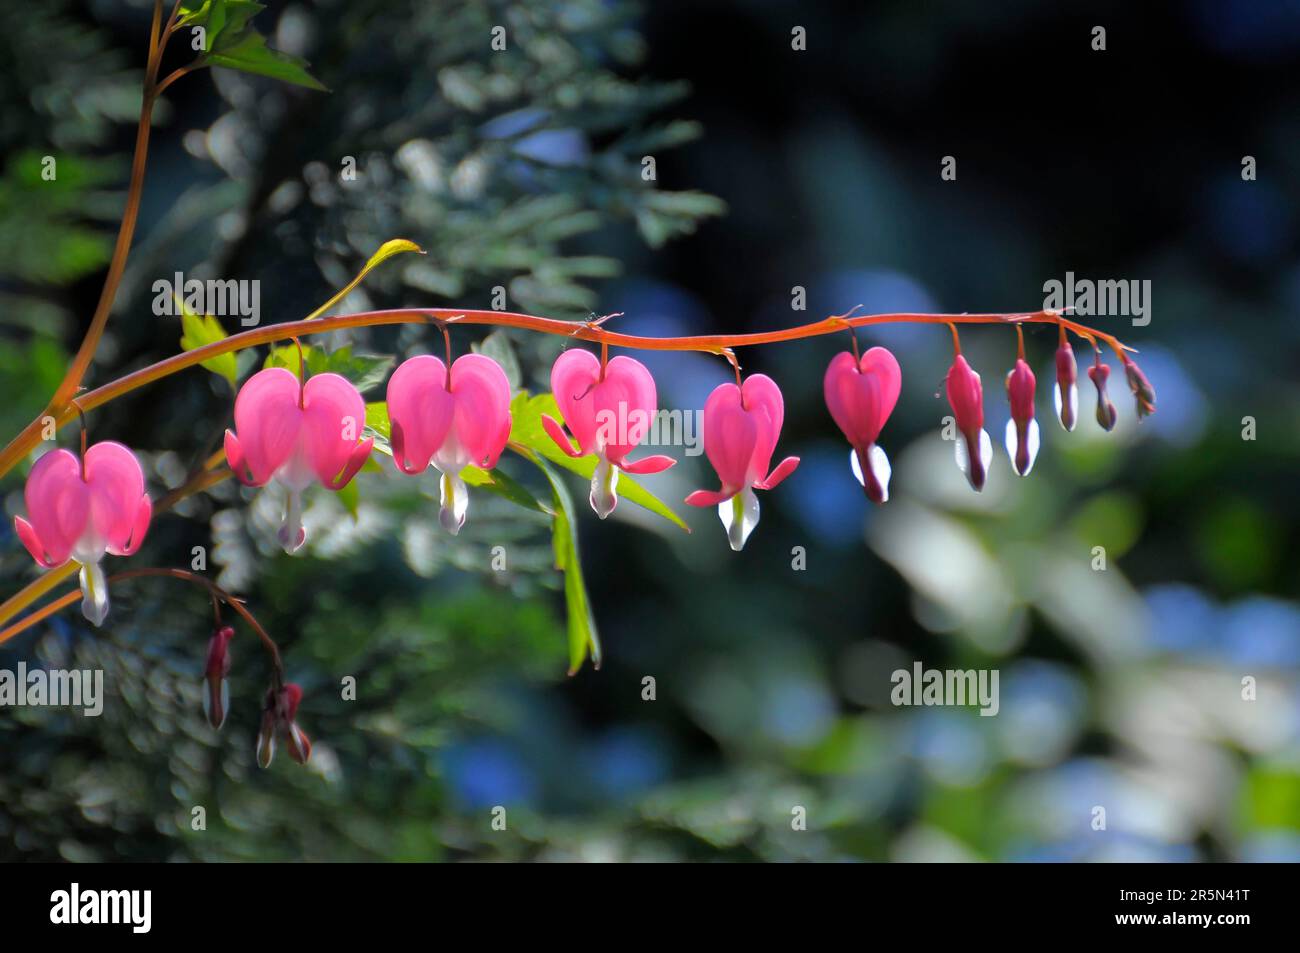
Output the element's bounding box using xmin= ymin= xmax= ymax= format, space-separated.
xmin=1087 ymin=360 xmax=1118 ymax=431
xmin=1003 ymin=358 xmax=1039 ymax=477
xmin=1054 ymin=341 xmax=1078 ymax=432
xmin=685 ymin=374 xmax=799 ymax=550
xmin=945 ymin=355 xmax=992 ymax=491
xmin=202 ymin=625 xmax=235 ymax=729
xmin=1122 ymin=357 xmax=1156 ymax=420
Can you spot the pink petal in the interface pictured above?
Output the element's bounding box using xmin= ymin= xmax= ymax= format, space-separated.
xmin=549 ymin=348 xmax=603 ymax=454
xmin=22 ymin=448 xmax=88 ymax=566
xmin=111 ymin=495 xmax=153 ymax=557
xmin=593 ymin=355 xmax=658 ymax=463
xmin=946 ymin=355 xmax=985 ymax=433
xmin=542 ymin=414 xmax=584 ymax=458
xmin=738 ymin=374 xmax=785 ymax=484
xmin=231 ymin=368 xmax=304 ymax=484
xmin=685 ymin=488 xmax=734 ymax=507
xmin=14 ymin=516 xmax=60 ymax=567
xmin=224 ymin=431 xmax=260 ymax=486
xmin=701 ymin=382 xmax=757 ymax=490
xmin=301 ymin=372 xmax=368 ymax=487
xmin=387 ymin=355 xmax=453 ymax=474
xmin=756 ymin=455 xmax=799 ymax=490
xmin=445 ymin=353 xmax=512 ymax=470
xmin=619 ymin=454 xmax=676 ymax=475
xmin=83 ymin=441 xmax=148 ymax=556
xmin=823 ymin=347 xmax=901 ymax=448
xmin=323 ymin=437 xmax=374 ymax=491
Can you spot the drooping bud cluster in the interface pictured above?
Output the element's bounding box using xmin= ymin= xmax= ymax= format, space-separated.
xmin=257 ymin=683 xmax=312 ymax=768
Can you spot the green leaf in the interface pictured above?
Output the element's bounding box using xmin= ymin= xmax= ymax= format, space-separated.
xmin=462 ymin=464 xmax=551 ymax=516
xmin=204 ymin=30 xmax=328 ymax=91
xmin=509 ymin=391 xmax=689 ymax=532
xmin=336 ymin=476 xmax=360 ymax=522
xmin=471 ymin=330 xmax=522 ymax=391
xmin=364 ymin=401 xmax=391 ymax=439
xmin=177 ymin=296 xmax=237 ymax=387
xmin=179 ymin=1 xmax=264 ymax=53
xmin=530 ymin=453 xmax=600 ymax=674
xmin=322 ymin=346 xmax=393 ymax=394
xmin=306 ymin=239 xmax=424 ymax=320
xmin=264 ymin=344 xmax=392 ymax=393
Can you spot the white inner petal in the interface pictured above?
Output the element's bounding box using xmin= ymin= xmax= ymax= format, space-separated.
xmin=439 ymin=469 xmax=470 ymax=535
xmin=718 ymin=487 xmax=760 ymax=552
xmin=1053 ymin=382 xmax=1078 ymax=432
xmin=589 ymin=456 xmax=619 ymax=519
xmin=78 ymin=560 xmax=110 ymax=628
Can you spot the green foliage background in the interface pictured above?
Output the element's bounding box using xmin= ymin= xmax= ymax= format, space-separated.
xmin=1 ymin=0 xmax=1298 ymax=862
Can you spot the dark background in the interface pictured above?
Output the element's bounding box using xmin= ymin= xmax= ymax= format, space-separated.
xmin=1 ymin=0 xmax=1297 ymax=861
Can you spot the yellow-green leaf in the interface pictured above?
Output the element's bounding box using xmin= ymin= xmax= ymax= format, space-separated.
xmin=305 ymin=239 xmax=425 ymax=320
xmin=177 ymin=297 xmax=237 ymax=387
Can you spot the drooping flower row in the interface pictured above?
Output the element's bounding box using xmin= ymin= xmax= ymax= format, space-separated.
xmin=13 ymin=334 xmax=1156 ymax=624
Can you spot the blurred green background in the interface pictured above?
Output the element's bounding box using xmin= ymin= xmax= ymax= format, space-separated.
xmin=2 ymin=0 xmax=1299 ymax=861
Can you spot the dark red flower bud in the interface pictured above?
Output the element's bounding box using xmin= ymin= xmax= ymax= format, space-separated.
xmin=202 ymin=625 xmax=234 ymax=729
xmin=946 ymin=354 xmax=992 ymax=491
xmin=1122 ymin=357 xmax=1156 ymax=420
xmin=1003 ymin=358 xmax=1039 ymax=477
xmin=256 ymin=682 xmax=312 ymax=768
xmin=1054 ymin=341 xmax=1078 ymax=432
xmin=1087 ymin=360 xmax=1118 ymax=431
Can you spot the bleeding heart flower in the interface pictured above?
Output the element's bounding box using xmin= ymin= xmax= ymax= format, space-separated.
xmin=1054 ymin=339 xmax=1078 ymax=432
xmin=387 ymin=353 xmax=512 ymax=534
xmin=224 ymin=367 xmax=373 ymax=553
xmin=203 ymin=625 xmax=234 ymax=729
xmin=685 ymin=374 xmax=800 ymax=551
xmin=542 ymin=349 xmax=676 ymax=518
xmin=1004 ymin=357 xmax=1040 ymax=477
xmin=13 ymin=441 xmax=152 ymax=626
xmin=256 ymin=682 xmax=311 ymax=768
xmin=1087 ymin=357 xmax=1118 ymax=431
xmin=823 ymin=347 xmax=901 ymax=503
xmin=946 ymin=354 xmax=992 ymax=491
xmin=1122 ymin=356 xmax=1156 ymax=420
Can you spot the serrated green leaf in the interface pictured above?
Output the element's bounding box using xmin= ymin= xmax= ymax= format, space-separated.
xmin=306 ymin=239 xmax=424 ymax=320
xmin=265 ymin=344 xmax=392 ymax=393
xmin=530 ymin=453 xmax=600 ymax=674
xmin=177 ymin=296 xmax=237 ymax=387
xmin=322 ymin=347 xmax=394 ymax=394
xmin=471 ymin=330 xmax=522 ymax=391
xmin=204 ymin=30 xmax=328 ymax=91
xmin=509 ymin=391 xmax=689 ymax=532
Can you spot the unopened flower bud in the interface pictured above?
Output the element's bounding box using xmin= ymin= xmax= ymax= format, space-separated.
xmin=256 ymin=683 xmax=312 ymax=768
xmin=202 ymin=625 xmax=234 ymax=729
xmin=1054 ymin=341 xmax=1078 ymax=432
xmin=1123 ymin=357 xmax=1156 ymax=420
xmin=1087 ymin=360 xmax=1118 ymax=431
xmin=1004 ymin=358 xmax=1039 ymax=477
